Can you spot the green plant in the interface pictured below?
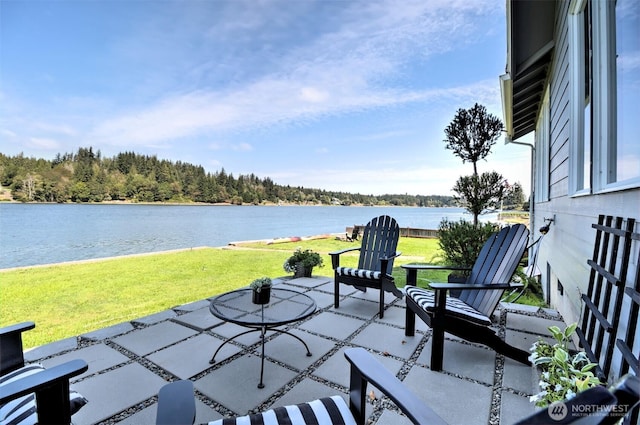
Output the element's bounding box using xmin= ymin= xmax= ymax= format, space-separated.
xmin=443 ymin=103 xmax=506 ymax=226
xmin=437 ymin=219 xmax=498 ymax=269
xmin=529 ymin=323 xmax=600 ymax=407
xmin=283 ymin=248 xmax=324 ymax=273
xmin=249 ymin=277 xmax=272 ymax=293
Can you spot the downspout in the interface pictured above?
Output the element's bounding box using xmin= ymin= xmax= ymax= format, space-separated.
xmin=505 ymin=135 xmax=536 ymax=245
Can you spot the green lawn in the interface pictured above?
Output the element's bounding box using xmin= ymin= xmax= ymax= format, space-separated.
xmin=1 ymin=236 xmax=542 ymax=349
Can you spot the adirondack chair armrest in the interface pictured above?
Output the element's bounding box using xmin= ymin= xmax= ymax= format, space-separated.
xmin=402 ymin=264 xmax=471 ymax=272
xmin=329 ymin=247 xmax=361 ymax=268
xmin=0 ymin=360 xmax=88 ymax=404
xmin=0 ymin=359 xmax=88 ymax=424
xmin=429 ymin=282 xmax=524 ymax=291
xmin=380 ymin=251 xmax=402 ymax=261
xmin=379 ymin=251 xmax=402 ymax=274
xmin=1 ymin=321 xmax=36 ymax=375
xmin=344 ymin=348 xmax=448 ymax=425
xmin=610 ymin=374 xmax=640 ymax=416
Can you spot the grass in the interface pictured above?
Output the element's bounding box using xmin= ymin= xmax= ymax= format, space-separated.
xmin=1 ymin=236 xmax=543 ymax=349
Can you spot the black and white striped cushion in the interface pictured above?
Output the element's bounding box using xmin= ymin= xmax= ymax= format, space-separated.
xmin=0 ymin=364 xmax=88 ymax=425
xmin=209 ymin=395 xmax=356 ymax=425
xmin=336 ymin=267 xmax=381 ymax=280
xmin=406 ymin=286 xmax=492 ymax=326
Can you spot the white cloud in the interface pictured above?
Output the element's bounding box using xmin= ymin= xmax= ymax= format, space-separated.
xmin=28 ymin=137 xmax=60 ymax=150
xmin=300 ymin=87 xmax=329 ymax=103
xmin=233 ymin=143 xmax=253 ymax=152
xmin=0 ymin=128 xmax=17 ymax=138
xmin=83 ymin=0 xmax=503 ymax=148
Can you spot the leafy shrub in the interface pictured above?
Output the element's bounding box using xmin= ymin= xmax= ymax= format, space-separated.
xmin=529 ymin=324 xmax=600 ymax=407
xmin=437 ymin=219 xmax=498 ymax=269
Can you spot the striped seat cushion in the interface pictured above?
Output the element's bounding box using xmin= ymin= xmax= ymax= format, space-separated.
xmin=0 ymin=364 xmax=88 ymax=425
xmin=209 ymin=395 xmax=356 ymax=425
xmin=405 ymin=286 xmax=492 ymax=326
xmin=336 ymin=267 xmax=381 ymax=280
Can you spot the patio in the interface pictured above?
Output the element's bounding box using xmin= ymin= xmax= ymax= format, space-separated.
xmin=24 ymin=276 xmax=566 ymax=425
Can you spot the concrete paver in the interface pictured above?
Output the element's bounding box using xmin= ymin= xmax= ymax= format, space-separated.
xmin=194 ymin=354 xmax=298 ymax=414
xmin=147 ymin=334 xmax=239 ymax=379
xmin=417 ymin=338 xmax=496 ymax=385
xmin=350 ymin=322 xmax=422 ymax=358
xmin=21 ymin=276 xmax=564 ymax=424
xmin=41 ymin=343 xmax=129 ymax=379
xmin=112 ymin=321 xmax=198 ymax=356
xmin=173 ymin=307 xmax=223 ymax=331
xmin=298 ymin=310 xmax=366 ymax=340
xmin=72 ymin=363 xmax=168 ymax=425
xmin=403 ymin=364 xmax=493 ymax=425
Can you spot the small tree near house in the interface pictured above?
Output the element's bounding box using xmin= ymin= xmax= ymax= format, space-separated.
xmin=444 ymin=103 xmax=506 ymax=226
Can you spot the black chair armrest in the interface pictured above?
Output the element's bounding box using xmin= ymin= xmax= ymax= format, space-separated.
xmin=605 ymin=374 xmax=640 ymax=425
xmin=344 ymin=347 xmax=448 ymax=425
xmin=381 ymin=251 xmax=402 ymax=261
xmin=402 ymin=264 xmax=471 ymax=287
xmin=0 ymin=321 xmax=35 ymax=375
xmin=430 ymin=282 xmax=524 ymax=291
xmin=156 ymin=380 xmax=196 ymax=425
xmin=515 ymin=385 xmax=615 ymax=425
xmin=0 ymin=359 xmax=88 ymax=425
xmin=0 ymin=322 xmax=35 ymax=338
xmin=330 ymin=247 xmax=361 ymax=268
xmin=402 ymin=264 xmax=470 ymax=272
xmin=329 ymin=247 xmax=361 ymax=256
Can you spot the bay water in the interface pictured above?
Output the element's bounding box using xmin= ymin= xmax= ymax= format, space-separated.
xmin=0 ymin=203 xmax=494 ymax=269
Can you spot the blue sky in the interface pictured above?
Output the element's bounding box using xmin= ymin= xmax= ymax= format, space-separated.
xmin=0 ymin=0 xmax=532 ymax=196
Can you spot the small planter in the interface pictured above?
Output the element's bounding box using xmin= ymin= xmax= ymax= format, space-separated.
xmin=252 ymin=286 xmax=271 ymax=304
xmin=250 ymin=277 xmax=272 ymax=305
xmin=294 ymin=264 xmax=313 ymax=278
xmin=284 ymin=248 xmax=323 ymax=277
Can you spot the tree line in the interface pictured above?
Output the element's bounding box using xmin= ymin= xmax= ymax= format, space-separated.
xmin=0 ymin=148 xmax=466 ymax=207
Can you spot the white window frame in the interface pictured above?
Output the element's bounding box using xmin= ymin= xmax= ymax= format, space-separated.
xmin=592 ymin=0 xmax=640 ymax=192
xmin=571 ymin=0 xmax=640 ymax=195
xmin=535 ymin=87 xmax=550 ymax=203
xmin=568 ymin=0 xmax=592 ymax=196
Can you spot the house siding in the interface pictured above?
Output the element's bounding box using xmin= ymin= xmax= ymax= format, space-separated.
xmin=532 ymin=0 xmax=639 ymax=382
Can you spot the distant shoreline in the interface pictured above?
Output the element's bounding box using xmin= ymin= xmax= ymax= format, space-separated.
xmin=0 ymin=200 xmax=444 ymax=207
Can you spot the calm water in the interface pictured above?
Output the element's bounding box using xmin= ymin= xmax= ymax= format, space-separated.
xmin=0 ymin=204 xmax=492 ymax=269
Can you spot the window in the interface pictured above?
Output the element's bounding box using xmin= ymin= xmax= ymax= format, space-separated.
xmin=569 ymin=0 xmax=592 ymax=194
xmin=535 ymin=88 xmax=550 ymax=202
xmin=570 ymin=0 xmax=640 ymax=194
xmin=613 ymin=0 xmax=640 ymax=184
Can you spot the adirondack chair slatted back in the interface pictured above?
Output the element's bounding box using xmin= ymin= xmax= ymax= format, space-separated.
xmin=577 ymin=215 xmax=635 ymax=381
xmin=616 ymin=229 xmax=640 ymax=378
xmin=357 ymin=215 xmax=399 ymax=275
xmin=458 ymin=224 xmax=529 ymax=317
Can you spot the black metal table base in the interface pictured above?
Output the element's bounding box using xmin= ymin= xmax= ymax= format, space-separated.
xmin=209 ymin=326 xmax=312 ymax=389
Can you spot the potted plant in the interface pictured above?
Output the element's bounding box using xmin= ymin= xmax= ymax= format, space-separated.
xmin=250 ymin=277 xmax=272 ymax=304
xmin=528 ymin=323 xmax=600 ymax=407
xmin=283 ymin=248 xmax=324 ymax=278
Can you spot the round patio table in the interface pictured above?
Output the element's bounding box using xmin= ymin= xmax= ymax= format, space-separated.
xmin=209 ymin=287 xmax=317 ymax=388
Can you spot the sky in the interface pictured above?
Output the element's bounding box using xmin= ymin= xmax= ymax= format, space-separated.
xmin=0 ymin=0 xmax=532 ymax=197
